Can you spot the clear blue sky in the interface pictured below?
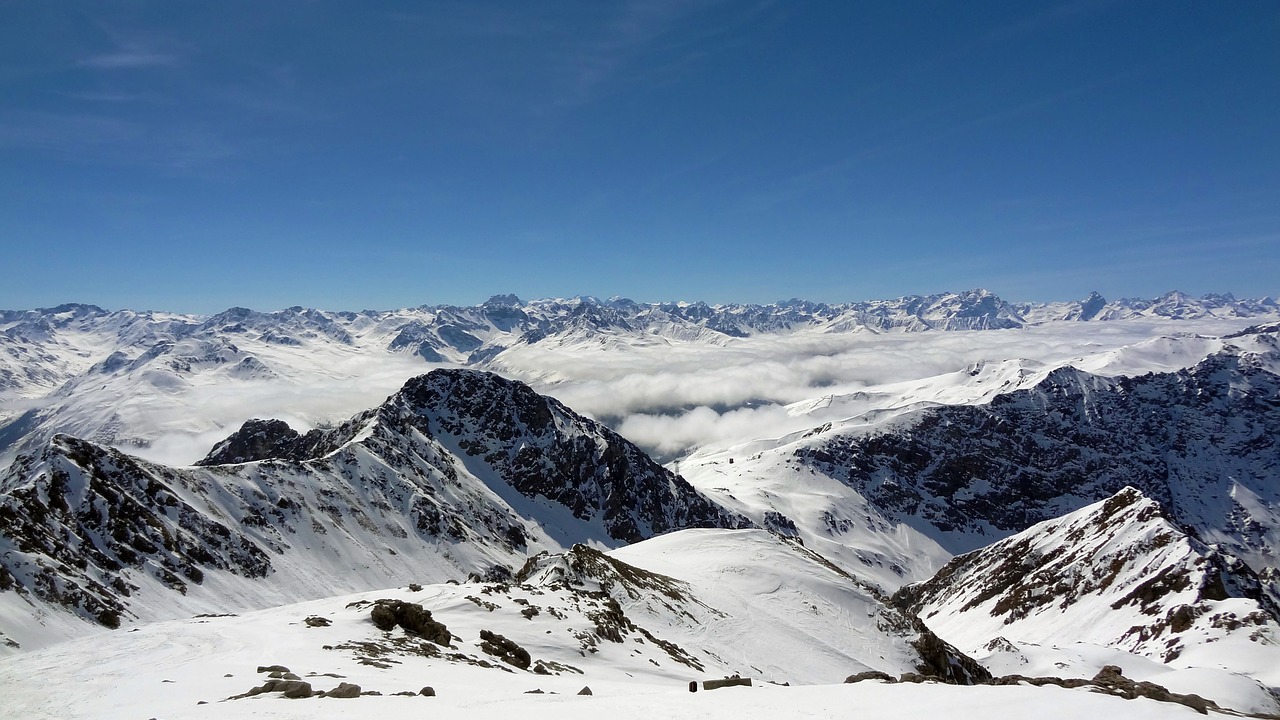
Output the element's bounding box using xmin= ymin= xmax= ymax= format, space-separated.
xmin=2 ymin=1 xmax=1277 ymax=313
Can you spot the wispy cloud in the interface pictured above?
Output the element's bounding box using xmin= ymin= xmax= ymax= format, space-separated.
xmin=79 ymin=48 xmax=178 ymax=70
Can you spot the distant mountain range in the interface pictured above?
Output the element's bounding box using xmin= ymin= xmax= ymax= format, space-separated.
xmin=3 ymin=289 xmax=1278 ymax=396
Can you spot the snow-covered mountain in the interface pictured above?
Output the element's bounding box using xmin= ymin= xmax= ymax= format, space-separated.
xmin=0 ymin=370 xmax=745 ymax=651
xmin=783 ymin=335 xmax=1280 ymax=564
xmin=893 ymin=487 xmax=1280 ymax=688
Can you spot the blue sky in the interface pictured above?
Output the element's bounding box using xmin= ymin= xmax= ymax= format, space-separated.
xmin=2 ymin=1 xmax=1277 ymax=313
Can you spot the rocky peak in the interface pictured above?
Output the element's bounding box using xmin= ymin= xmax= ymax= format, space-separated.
xmin=194 ymin=418 xmax=335 ymax=466
xmin=381 ymin=369 xmax=750 ymax=543
xmin=892 ymin=487 xmax=1280 ymax=665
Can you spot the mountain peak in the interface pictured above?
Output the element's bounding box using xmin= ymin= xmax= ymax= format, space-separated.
xmin=893 ymin=487 xmax=1280 ymax=668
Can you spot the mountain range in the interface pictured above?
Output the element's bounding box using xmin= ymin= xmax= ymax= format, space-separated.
xmin=2 ymin=290 xmax=1279 ymax=717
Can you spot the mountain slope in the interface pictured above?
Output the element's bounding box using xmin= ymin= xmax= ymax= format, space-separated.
xmin=0 ymin=370 xmax=747 ymax=652
xmin=893 ymin=488 xmax=1280 ymax=686
xmin=791 ymin=336 xmax=1280 ymax=568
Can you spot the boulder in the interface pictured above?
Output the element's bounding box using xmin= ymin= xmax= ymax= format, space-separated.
xmin=845 ymin=671 xmax=896 ymax=684
xmin=326 ymin=682 xmax=361 ymax=699
xmin=703 ymin=676 xmax=752 ymax=690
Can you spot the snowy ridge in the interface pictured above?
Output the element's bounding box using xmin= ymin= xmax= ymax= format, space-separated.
xmin=0 ymin=370 xmax=746 ymax=652
xmin=787 ymin=338 xmax=1280 ymax=566
xmin=894 ymin=488 xmax=1280 ymax=688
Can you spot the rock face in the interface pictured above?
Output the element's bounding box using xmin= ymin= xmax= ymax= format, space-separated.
xmin=0 ymin=435 xmax=272 ymax=628
xmin=370 ymin=600 xmax=451 ymax=646
xmin=195 ymin=419 xmax=334 ymax=465
xmin=478 ymin=629 xmax=531 ymax=669
xmin=390 ymin=370 xmax=746 ymax=544
xmin=0 ymin=370 xmax=748 ymax=634
xmin=892 ymin=488 xmax=1280 ymax=676
xmin=796 ymin=341 xmax=1280 ymax=571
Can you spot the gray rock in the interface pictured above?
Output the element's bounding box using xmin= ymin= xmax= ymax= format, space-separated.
xmin=419 ymin=686 xmax=436 ymax=697
xmin=326 ymin=682 xmax=361 ymax=699
xmin=703 ymin=676 xmax=752 ymax=690
xmin=577 ymin=686 xmax=592 ymax=696
xmin=277 ymin=680 xmax=314 ymax=699
xmin=845 ymin=671 xmax=896 ymax=684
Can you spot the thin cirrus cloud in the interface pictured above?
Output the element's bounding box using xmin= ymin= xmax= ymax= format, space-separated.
xmin=78 ymin=48 xmax=178 ymax=70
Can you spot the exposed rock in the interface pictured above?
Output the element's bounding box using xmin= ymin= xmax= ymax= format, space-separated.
xmin=369 ymin=600 xmax=451 ymax=646
xmin=195 ymin=419 xmax=335 ymax=465
xmin=479 ymin=629 xmax=531 ymax=669
xmin=325 ymin=682 xmax=361 ymax=699
xmin=419 ymin=686 xmax=435 ymax=697
xmin=257 ymin=665 xmax=290 ymax=674
xmin=229 ymin=678 xmax=314 ymax=700
xmin=845 ymin=671 xmax=896 ymax=684
xmin=278 ymin=680 xmax=315 ymax=699
xmin=304 ymin=615 xmax=331 ymax=628
xmin=577 ymin=686 xmax=592 ymax=696
xmin=703 ymin=676 xmax=752 ymax=690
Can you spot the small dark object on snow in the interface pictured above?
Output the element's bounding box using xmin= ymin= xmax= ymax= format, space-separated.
xmin=689 ymin=681 xmax=698 ymax=693
xmin=578 ymin=686 xmax=592 ymax=696
xmin=231 ymin=679 xmax=315 ymax=699
xmin=525 ymin=689 xmax=545 ymax=694
xmin=419 ymin=686 xmax=436 ymax=697
xmin=845 ymin=671 xmax=896 ymax=684
xmin=409 ymin=583 xmax=423 ymax=592
xmin=257 ymin=665 xmax=290 ymax=673
xmin=703 ymin=675 xmax=752 ymax=690
xmin=304 ymin=615 xmax=331 ymax=627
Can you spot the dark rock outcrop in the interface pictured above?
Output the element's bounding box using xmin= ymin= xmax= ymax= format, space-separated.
xmin=195 ymin=419 xmax=335 ymax=466
xmin=478 ymin=629 xmax=531 ymax=669
xmin=369 ymin=600 xmax=451 ymax=646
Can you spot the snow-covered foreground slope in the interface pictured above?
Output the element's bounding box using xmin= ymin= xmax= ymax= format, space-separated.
xmin=606 ymin=529 xmax=983 ymax=684
xmin=896 ymin=488 xmax=1280 ymax=689
xmin=974 ymin=640 xmax=1280 ymax=716
xmin=0 ymin=649 xmax=1205 ymax=720
xmin=0 ymin=530 xmax=1226 ymax=720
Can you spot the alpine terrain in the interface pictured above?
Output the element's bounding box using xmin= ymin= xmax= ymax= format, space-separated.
xmin=1 ymin=290 xmax=1278 ymax=719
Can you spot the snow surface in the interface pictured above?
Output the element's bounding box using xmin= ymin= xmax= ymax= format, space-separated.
xmin=0 ymin=534 xmax=1228 ymax=720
